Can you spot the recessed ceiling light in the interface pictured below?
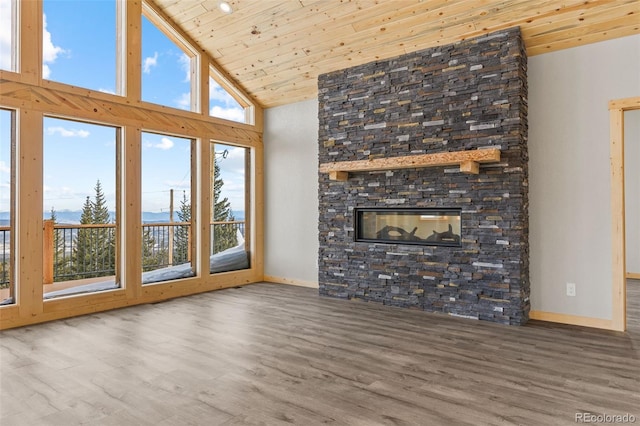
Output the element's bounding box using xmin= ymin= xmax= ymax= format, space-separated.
xmin=218 ymin=1 xmax=233 ymax=14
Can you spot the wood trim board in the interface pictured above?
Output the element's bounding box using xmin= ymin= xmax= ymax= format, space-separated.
xmin=609 ymin=96 xmax=640 ymax=332
xmin=320 ymin=148 xmax=501 ymax=180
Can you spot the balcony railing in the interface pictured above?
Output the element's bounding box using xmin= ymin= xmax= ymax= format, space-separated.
xmin=0 ymin=220 xmax=245 ymax=288
xmin=0 ymin=226 xmax=10 ymax=290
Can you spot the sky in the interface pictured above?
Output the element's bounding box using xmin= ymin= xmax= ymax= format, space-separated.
xmin=0 ymin=0 xmax=248 ymax=216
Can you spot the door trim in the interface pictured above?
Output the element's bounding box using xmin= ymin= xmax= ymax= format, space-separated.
xmin=609 ymin=97 xmax=640 ymax=332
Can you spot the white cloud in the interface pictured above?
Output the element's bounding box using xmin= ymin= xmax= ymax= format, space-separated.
xmin=0 ymin=0 xmax=13 ymax=70
xmin=209 ymin=80 xmax=238 ymax=104
xmin=210 ymin=105 xmax=245 ymax=122
xmin=47 ymin=126 xmax=90 ymax=138
xmin=209 ymin=79 xmax=245 ymax=123
xmin=42 ymin=14 xmax=66 ymax=78
xmin=179 ymin=53 xmax=191 ymax=82
xmin=176 ymin=92 xmax=191 ymax=110
xmin=143 ymin=52 xmax=158 ymax=74
xmin=0 ymin=161 xmax=9 ymax=174
xmin=154 ymin=137 xmax=174 ymax=150
xmin=42 ymin=64 xmax=52 ymax=79
xmin=98 ymin=88 xmax=116 ymax=95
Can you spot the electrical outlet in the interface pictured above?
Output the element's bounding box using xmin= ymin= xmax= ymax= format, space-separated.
xmin=566 ymin=282 xmax=576 ymax=297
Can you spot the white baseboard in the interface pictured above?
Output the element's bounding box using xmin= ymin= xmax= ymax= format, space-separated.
xmin=529 ymin=310 xmax=614 ymax=330
xmin=263 ymin=275 xmax=319 ymax=288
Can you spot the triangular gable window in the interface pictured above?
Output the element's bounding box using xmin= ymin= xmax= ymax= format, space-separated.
xmin=209 ymin=65 xmax=254 ymax=125
xmin=142 ymin=3 xmax=197 ymax=112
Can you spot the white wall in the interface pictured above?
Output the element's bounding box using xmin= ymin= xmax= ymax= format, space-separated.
xmin=529 ymin=34 xmax=640 ymax=319
xmin=262 ymin=35 xmax=640 ymax=320
xmin=626 ymin=109 xmax=640 ymax=274
xmin=263 ymin=99 xmax=319 ymax=286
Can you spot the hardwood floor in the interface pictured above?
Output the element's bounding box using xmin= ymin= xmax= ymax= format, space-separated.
xmin=1 ymin=282 xmax=639 ymax=425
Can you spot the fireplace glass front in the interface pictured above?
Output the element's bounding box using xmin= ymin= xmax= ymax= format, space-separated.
xmin=355 ymin=208 xmax=462 ymax=247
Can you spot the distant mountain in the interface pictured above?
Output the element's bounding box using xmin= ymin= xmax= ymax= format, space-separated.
xmin=0 ymin=210 xmax=245 ymax=225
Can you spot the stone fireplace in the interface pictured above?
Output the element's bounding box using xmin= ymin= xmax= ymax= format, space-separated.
xmin=317 ymin=27 xmax=529 ymax=325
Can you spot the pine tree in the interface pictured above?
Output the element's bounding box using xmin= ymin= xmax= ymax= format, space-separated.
xmin=73 ymin=196 xmax=94 ymax=277
xmin=72 ymin=180 xmax=115 ymax=279
xmin=142 ymin=228 xmax=165 ymax=272
xmin=91 ymin=180 xmax=115 ymax=274
xmin=49 ymin=207 xmax=72 ymax=281
xmin=212 ymin=159 xmax=237 ymax=254
xmin=174 ymin=191 xmax=191 ymax=264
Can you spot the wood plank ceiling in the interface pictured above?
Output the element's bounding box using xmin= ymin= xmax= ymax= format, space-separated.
xmin=153 ymin=0 xmax=640 ymax=108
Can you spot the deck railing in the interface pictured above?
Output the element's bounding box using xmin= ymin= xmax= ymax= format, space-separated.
xmin=0 ymin=220 xmax=245 ymax=288
xmin=0 ymin=226 xmax=10 ymax=289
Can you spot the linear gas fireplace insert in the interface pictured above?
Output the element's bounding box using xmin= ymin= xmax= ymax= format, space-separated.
xmin=355 ymin=208 xmax=462 ymax=247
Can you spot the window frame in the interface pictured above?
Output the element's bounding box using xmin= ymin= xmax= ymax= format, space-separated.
xmin=209 ymin=65 xmax=255 ymax=125
xmin=0 ymin=0 xmax=263 ymax=329
xmin=40 ymin=0 xmax=125 ymax=96
xmin=140 ymin=129 xmax=198 ymax=284
xmin=41 ymin=115 xmax=123 ymax=297
xmin=141 ymin=1 xmax=200 ymax=113
xmin=0 ymin=108 xmax=16 ymax=304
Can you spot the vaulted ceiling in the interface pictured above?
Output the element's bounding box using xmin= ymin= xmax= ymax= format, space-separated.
xmin=153 ymin=0 xmax=639 ymax=108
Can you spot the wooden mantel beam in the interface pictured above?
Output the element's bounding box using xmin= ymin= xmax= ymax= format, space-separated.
xmin=320 ymin=148 xmax=501 ymax=180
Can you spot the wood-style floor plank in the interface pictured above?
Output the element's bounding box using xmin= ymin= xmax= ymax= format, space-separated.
xmin=1 ymin=282 xmax=639 ymax=425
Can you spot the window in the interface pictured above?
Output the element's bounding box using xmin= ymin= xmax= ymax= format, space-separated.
xmin=141 ymin=132 xmax=195 ymax=283
xmin=142 ymin=5 xmax=197 ymax=111
xmin=210 ymin=142 xmax=249 ymax=274
xmin=42 ymin=0 xmax=120 ymax=94
xmin=0 ymin=0 xmax=17 ymax=72
xmin=209 ymin=76 xmax=244 ymax=122
xmin=1 ymin=1 xmax=261 ymax=328
xmin=0 ymin=109 xmax=15 ymax=305
xmin=43 ymin=117 xmax=121 ymax=299
xmin=209 ymin=66 xmax=252 ymax=123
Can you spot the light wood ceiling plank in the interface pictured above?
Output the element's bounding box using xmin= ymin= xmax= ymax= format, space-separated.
xmin=159 ymin=2 xmax=208 ymax=24
xmin=527 ymin=23 xmax=640 ymax=56
xmin=349 ymin=0 xmax=516 ymax=33
xmin=216 ymin=0 xmax=519 ymax=66
xmin=182 ymin=2 xmax=304 ymax=37
xmin=200 ymin=1 xmax=367 ymax=58
xmin=220 ymin=0 xmax=581 ymax=77
xmin=149 ymin=0 xmax=640 ymax=107
xmin=522 ymin=1 xmax=640 ymax=43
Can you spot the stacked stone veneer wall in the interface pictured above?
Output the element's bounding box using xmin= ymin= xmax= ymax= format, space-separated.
xmin=317 ymin=28 xmax=529 ymax=325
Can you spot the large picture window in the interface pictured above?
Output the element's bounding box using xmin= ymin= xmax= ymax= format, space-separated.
xmin=210 ymin=142 xmax=249 ymax=274
xmin=141 ymin=132 xmax=195 ymax=284
xmin=42 ymin=117 xmax=121 ymax=299
xmin=42 ymin=0 xmax=120 ymax=94
xmin=0 ymin=109 xmax=15 ymax=305
xmin=1 ymin=0 xmax=260 ymax=329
